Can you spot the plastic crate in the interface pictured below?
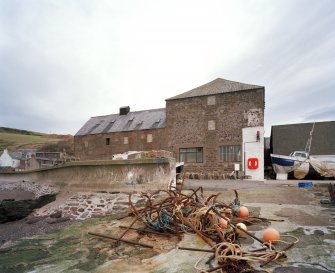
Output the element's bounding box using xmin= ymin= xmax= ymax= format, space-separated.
xmin=298 ymin=181 xmax=313 ymax=188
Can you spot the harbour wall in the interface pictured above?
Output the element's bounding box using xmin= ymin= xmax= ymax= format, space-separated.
xmin=0 ymin=158 xmax=176 ymax=192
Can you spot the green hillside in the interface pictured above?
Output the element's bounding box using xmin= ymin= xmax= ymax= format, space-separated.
xmin=0 ymin=127 xmax=73 ymax=154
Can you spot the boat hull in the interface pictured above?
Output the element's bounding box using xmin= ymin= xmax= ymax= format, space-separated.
xmin=271 ymin=154 xmax=335 ymax=179
xmin=270 ymin=154 xmax=309 ymax=180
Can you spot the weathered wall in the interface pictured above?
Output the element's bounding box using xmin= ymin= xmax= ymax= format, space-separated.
xmin=166 ymin=89 xmax=265 ymax=173
xmin=0 ymin=158 xmax=176 ymax=192
xmin=75 ymin=128 xmax=168 ymax=160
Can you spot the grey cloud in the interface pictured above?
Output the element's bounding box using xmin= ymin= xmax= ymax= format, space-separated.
xmin=304 ymin=107 xmax=335 ymax=122
xmin=1 ymin=0 xmax=335 ymax=134
xmin=228 ymin=0 xmax=335 ymax=134
xmin=0 ymin=46 xmax=88 ymax=133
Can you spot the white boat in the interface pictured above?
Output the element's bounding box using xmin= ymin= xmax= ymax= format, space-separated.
xmin=271 ymin=122 xmax=335 ymax=180
xmin=270 ymin=152 xmax=309 ymax=180
xmin=271 ymin=152 xmax=335 ymax=180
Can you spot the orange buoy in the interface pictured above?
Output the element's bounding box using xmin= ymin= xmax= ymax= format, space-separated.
xmin=263 ymin=227 xmax=280 ymax=244
xmin=238 ymin=206 xmax=249 ymax=218
xmin=218 ymin=218 xmax=228 ymax=229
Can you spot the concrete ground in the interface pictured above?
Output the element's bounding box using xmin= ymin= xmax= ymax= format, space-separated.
xmin=183 ymin=178 xmax=335 ymax=191
xmin=183 ymin=179 xmax=335 ymax=273
xmin=0 ymin=179 xmax=334 ymax=273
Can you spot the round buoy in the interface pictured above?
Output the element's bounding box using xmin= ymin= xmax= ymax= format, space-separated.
xmin=238 ymin=206 xmax=249 ymax=218
xmin=218 ymin=218 xmax=228 ymax=229
xmin=236 ymin=223 xmax=247 ymax=235
xmin=263 ymin=227 xmax=280 ymax=244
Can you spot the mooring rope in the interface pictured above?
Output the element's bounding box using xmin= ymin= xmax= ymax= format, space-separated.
xmin=194 ymin=235 xmax=299 ymax=272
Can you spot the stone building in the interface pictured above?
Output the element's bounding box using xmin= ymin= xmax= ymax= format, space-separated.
xmin=75 ymin=108 xmax=168 ymax=160
xmin=165 ymin=78 xmax=264 ymax=174
xmin=35 ymin=151 xmax=65 ymax=168
xmin=75 ymin=78 xmax=265 ymax=175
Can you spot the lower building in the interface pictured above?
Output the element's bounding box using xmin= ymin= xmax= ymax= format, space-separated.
xmin=35 ymin=152 xmax=65 ymax=168
xmin=0 ymin=149 xmax=21 ymax=169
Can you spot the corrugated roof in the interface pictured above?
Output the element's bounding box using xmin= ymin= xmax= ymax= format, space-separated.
xmin=166 ymin=78 xmax=264 ymax=101
xmin=271 ymin=121 xmax=335 ymax=155
xmin=75 ymin=108 xmax=166 ymax=136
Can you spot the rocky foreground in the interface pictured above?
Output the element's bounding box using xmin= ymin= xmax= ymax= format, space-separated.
xmin=0 ymin=180 xmax=149 ymax=247
xmin=0 ymin=180 xmax=334 ymax=273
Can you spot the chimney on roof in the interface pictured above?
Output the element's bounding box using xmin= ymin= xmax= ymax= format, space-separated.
xmin=119 ymin=106 xmax=130 ymax=115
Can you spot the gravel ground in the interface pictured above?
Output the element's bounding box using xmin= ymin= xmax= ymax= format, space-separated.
xmin=0 ymin=181 xmax=70 ymax=247
xmin=0 ymin=189 xmax=34 ymax=201
xmin=0 ymin=215 xmax=75 ymax=247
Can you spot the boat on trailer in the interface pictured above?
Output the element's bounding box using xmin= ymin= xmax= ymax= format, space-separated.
xmin=270 ymin=152 xmax=309 ymax=180
xmin=271 ymin=122 xmax=335 ymax=180
xmin=271 ymin=151 xmax=335 ymax=180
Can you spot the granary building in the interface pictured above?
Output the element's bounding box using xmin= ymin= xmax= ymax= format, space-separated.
xmin=75 ymin=78 xmax=265 ymax=177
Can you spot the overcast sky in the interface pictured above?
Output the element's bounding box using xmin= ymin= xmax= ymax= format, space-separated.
xmin=1 ymin=0 xmax=334 ymax=136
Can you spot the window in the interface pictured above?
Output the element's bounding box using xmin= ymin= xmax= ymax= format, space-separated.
xmin=124 ymin=137 xmax=128 ymax=144
xmin=220 ymin=145 xmax=241 ymax=161
xmin=180 ymin=148 xmax=203 ymax=163
xmin=147 ymin=134 xmax=153 ymax=143
xmin=208 ymin=120 xmax=215 ymax=130
xmin=207 ymin=96 xmax=216 ymax=105
xmin=106 ymin=138 xmax=110 ymax=145
xmin=84 ymin=141 xmax=89 ymax=148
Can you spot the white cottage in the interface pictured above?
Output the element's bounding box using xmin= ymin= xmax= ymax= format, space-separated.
xmin=0 ymin=149 xmax=21 ymax=168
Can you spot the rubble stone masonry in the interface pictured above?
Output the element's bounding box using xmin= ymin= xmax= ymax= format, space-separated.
xmin=166 ymin=89 xmax=264 ymax=174
xmin=75 ymin=128 xmax=168 ymax=160
xmin=74 ymin=88 xmax=264 ymax=176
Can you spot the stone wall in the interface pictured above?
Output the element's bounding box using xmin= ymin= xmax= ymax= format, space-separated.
xmin=75 ymin=128 xmax=168 ymax=160
xmin=0 ymin=158 xmax=176 ymax=192
xmin=166 ymin=89 xmax=264 ymax=173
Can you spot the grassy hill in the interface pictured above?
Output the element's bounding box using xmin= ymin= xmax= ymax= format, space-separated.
xmin=0 ymin=127 xmax=74 ymax=154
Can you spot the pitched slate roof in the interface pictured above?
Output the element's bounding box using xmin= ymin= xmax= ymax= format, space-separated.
xmin=166 ymin=78 xmax=264 ymax=101
xmin=10 ymin=151 xmax=24 ymax=160
xmin=75 ymin=108 xmax=166 ymax=136
xmin=0 ymin=150 xmax=23 ymax=160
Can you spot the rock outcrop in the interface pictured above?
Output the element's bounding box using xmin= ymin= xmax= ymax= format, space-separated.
xmin=0 ymin=194 xmax=56 ymax=223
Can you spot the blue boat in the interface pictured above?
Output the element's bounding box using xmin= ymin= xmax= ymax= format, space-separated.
xmin=270 ymin=153 xmax=309 ymax=180
xmin=271 ymin=155 xmax=295 ymax=167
